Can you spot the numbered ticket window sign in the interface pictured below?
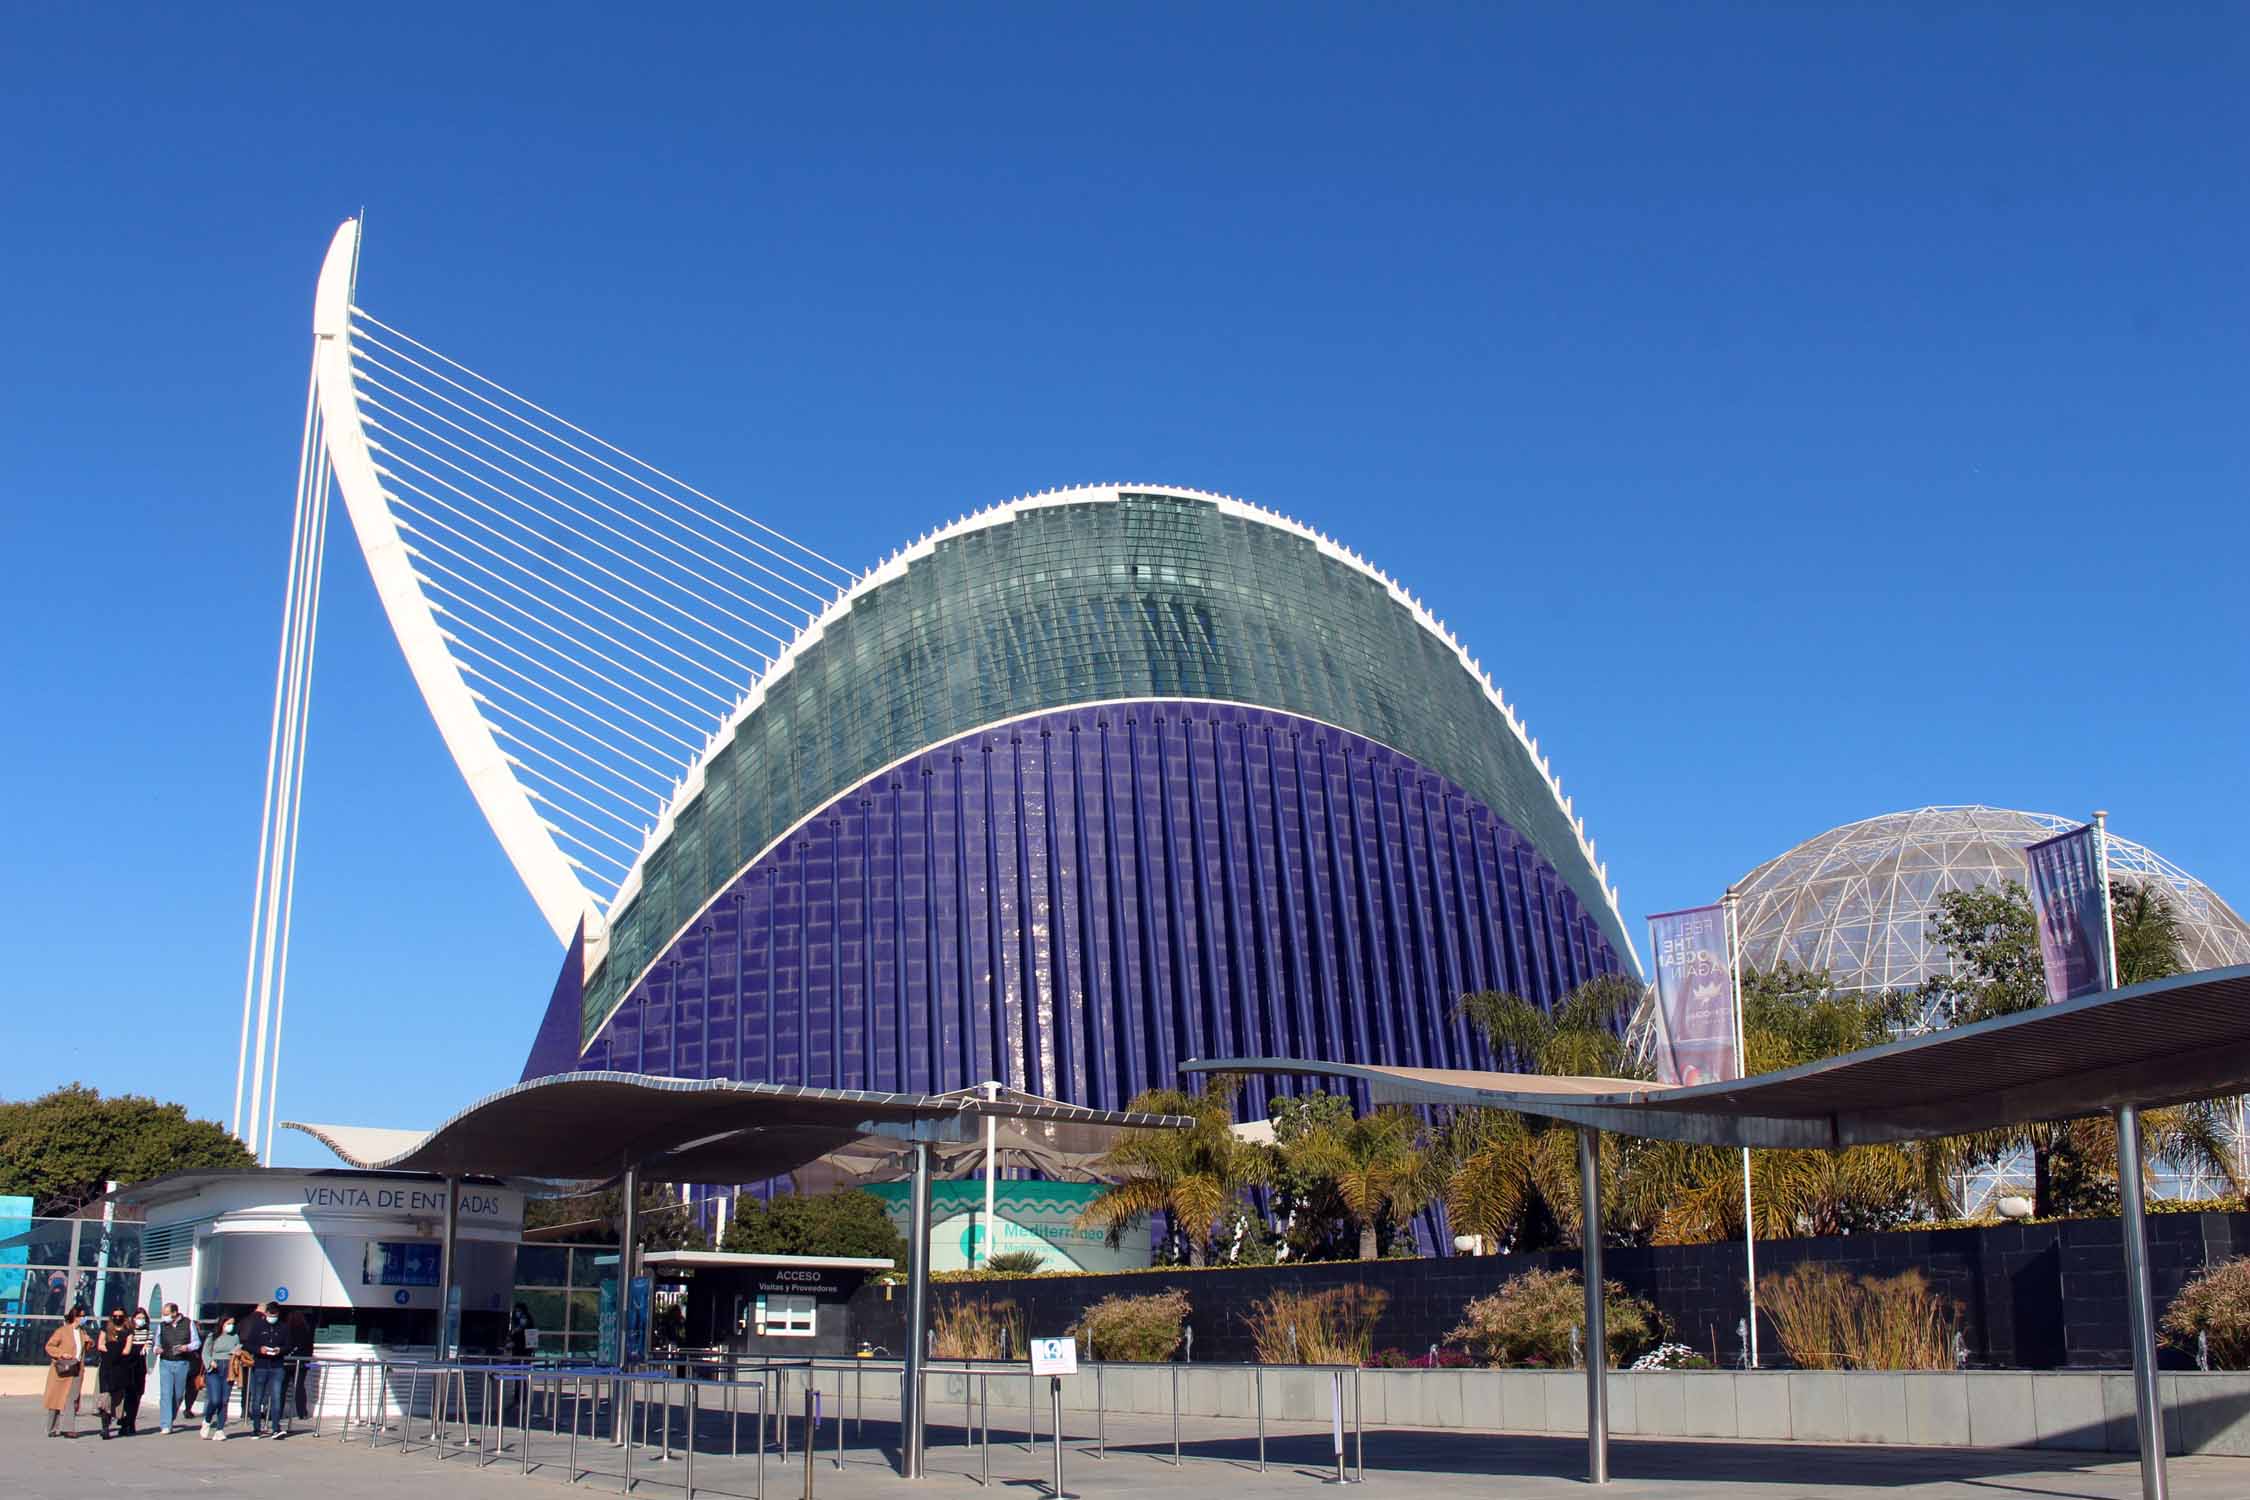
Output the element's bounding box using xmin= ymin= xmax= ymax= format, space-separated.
xmin=1029 ymin=1336 xmax=1078 ymax=1376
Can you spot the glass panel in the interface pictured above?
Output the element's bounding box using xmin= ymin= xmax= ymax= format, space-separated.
xmin=514 ymin=1246 xmax=570 ymax=1287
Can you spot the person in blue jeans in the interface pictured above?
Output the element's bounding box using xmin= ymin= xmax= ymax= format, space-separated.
xmin=154 ymin=1304 xmax=198 ymax=1433
xmin=201 ymin=1317 xmax=240 ymax=1441
xmin=240 ymin=1304 xmax=288 ymax=1439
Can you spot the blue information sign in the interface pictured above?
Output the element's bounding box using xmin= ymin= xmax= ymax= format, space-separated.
xmin=367 ymin=1242 xmax=442 ymax=1287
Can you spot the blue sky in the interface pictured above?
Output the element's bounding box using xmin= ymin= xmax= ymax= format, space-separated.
xmin=3 ymin=5 xmax=2242 ymax=1160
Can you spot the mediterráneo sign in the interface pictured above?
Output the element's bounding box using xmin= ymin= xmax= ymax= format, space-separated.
xmin=867 ymin=1181 xmax=1150 ymax=1273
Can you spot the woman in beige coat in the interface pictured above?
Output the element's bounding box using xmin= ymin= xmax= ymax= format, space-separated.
xmin=41 ymin=1305 xmax=90 ymax=1438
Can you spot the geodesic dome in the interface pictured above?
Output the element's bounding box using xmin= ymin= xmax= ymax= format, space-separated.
xmin=1732 ymin=806 xmax=2250 ymax=1017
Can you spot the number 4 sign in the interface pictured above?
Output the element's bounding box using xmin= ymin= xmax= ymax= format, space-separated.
xmin=1030 ymin=1336 xmax=1078 ymax=1376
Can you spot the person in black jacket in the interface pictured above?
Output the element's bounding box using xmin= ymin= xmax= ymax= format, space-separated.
xmin=94 ymin=1310 xmax=150 ymax=1439
xmin=238 ymin=1304 xmax=288 ymax=1440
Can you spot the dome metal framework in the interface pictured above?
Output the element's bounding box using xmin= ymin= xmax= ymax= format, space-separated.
xmin=1733 ymin=805 xmax=2250 ymax=1028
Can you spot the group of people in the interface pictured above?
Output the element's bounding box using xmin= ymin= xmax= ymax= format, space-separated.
xmin=40 ymin=1301 xmax=308 ymax=1441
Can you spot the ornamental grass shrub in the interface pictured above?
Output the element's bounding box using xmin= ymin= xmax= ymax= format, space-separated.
xmin=1242 ymin=1284 xmax=1391 ymax=1365
xmin=2162 ymin=1256 xmax=2250 ymax=1369
xmin=1444 ymin=1267 xmax=1660 ymax=1369
xmin=931 ymin=1296 xmax=1023 ymax=1360
xmin=1073 ymin=1289 xmax=1191 ymax=1362
xmin=982 ymin=1251 xmax=1048 ymax=1276
xmin=1759 ymin=1263 xmax=1961 ymax=1370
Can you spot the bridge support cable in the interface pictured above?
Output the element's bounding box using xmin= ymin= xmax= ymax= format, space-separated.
xmin=348 ymin=307 xmax=855 ymax=598
xmin=236 ymin=345 xmax=332 ymax=1162
xmin=349 ymin=359 xmax=821 ymax=635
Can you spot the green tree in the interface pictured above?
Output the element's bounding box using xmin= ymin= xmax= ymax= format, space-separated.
xmin=1263 ymin=1090 xmax=1358 ymax=1260
xmin=1919 ymin=882 xmax=2046 ymax=1025
xmin=1077 ymin=1075 xmax=1272 ymax=1266
xmin=1739 ymin=963 xmax=1904 ymax=1072
xmin=722 ymin=1189 xmax=906 ymax=1262
xmin=0 ymin=1085 xmax=252 ymax=1212
xmin=1921 ymin=882 xmax=2237 ymax=1217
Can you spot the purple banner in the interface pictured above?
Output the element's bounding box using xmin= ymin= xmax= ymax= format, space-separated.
xmin=1648 ymin=904 xmax=1739 ymax=1086
xmin=2024 ymin=825 xmax=2111 ymax=1003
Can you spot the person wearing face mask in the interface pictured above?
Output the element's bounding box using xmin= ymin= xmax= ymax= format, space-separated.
xmin=239 ymin=1302 xmax=287 ymax=1439
xmin=40 ymin=1304 xmax=90 ymax=1438
xmin=199 ymin=1315 xmax=241 ymax=1441
xmin=95 ymin=1309 xmax=151 ymax=1438
xmin=154 ymin=1303 xmax=199 ymax=1434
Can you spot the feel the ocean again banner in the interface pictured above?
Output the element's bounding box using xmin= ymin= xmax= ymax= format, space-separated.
xmin=1648 ymin=903 xmax=1739 ymax=1086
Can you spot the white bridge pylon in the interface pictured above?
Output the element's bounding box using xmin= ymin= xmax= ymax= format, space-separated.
xmin=235 ymin=217 xmax=855 ymax=1158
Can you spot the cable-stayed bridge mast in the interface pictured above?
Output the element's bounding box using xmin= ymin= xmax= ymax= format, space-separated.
xmin=235 ymin=217 xmax=854 ymax=1161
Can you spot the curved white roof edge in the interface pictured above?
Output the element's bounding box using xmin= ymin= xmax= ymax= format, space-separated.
xmin=600 ymin=482 xmax=1633 ymax=977
xmin=281 ymin=1120 xmax=438 ymax=1168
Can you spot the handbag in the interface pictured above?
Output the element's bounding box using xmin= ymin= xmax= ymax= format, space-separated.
xmin=52 ymin=1356 xmax=82 ymax=1378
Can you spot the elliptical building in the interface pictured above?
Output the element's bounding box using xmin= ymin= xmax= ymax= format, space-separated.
xmin=519 ymin=486 xmax=1636 ymax=1114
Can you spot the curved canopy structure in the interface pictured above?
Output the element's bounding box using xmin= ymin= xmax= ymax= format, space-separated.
xmin=1190 ymin=965 xmax=2250 ymax=1497
xmin=1190 ymin=963 xmax=2250 ymax=1150
xmin=284 ymin=1072 xmax=1186 ymax=1184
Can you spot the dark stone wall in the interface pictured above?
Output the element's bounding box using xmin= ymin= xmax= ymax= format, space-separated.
xmin=850 ymin=1213 xmax=2247 ymax=1370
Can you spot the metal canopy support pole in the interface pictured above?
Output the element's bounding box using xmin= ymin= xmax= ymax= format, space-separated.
xmin=902 ymin=1139 xmax=933 ymax=1479
xmin=620 ymin=1164 xmax=641 ymax=1287
xmin=1578 ymin=1128 xmax=1609 ymax=1486
xmin=2116 ymin=1103 xmax=2169 ymax=1500
xmin=981 ymin=1079 xmax=1001 ymax=1269
xmin=437 ymin=1174 xmax=461 ymax=1359
xmin=614 ymin=1163 xmax=639 ymax=1445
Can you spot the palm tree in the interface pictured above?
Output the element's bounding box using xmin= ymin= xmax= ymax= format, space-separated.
xmin=1439 ymin=973 xmax=1644 ymax=1251
xmin=1283 ymin=1106 xmax=1436 ymax=1260
xmin=1077 ymin=1074 xmax=1272 ymax=1266
xmin=1436 ymin=1103 xmax=1594 ymax=1250
xmin=1457 ymin=972 xmax=1644 ymax=1079
xmin=2112 ymin=881 xmax=2189 ymax=987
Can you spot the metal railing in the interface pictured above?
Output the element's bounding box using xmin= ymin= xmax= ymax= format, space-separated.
xmin=308 ymin=1352 xmax=1367 ymax=1495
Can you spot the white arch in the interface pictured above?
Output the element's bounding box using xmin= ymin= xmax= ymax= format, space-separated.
xmin=312 ymin=219 xmax=593 ymax=943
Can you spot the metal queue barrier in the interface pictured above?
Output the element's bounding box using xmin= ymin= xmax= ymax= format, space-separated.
xmin=901 ymin=1359 xmax=1366 ymax=1488
xmin=308 ymin=1353 xmax=1366 ymax=1495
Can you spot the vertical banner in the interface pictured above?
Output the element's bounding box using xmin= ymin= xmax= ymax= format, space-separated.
xmin=1648 ymin=904 xmax=1740 ymax=1085
xmin=2024 ymin=824 xmax=2111 ymax=1003
xmin=626 ymin=1274 xmax=653 ymax=1362
xmin=597 ymin=1275 xmax=620 ymax=1366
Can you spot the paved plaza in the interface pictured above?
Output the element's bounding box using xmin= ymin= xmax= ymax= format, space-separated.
xmin=9 ymin=1393 xmax=2248 ymax=1500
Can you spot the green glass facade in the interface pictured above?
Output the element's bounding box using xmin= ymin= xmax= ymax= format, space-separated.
xmin=581 ymin=490 xmax=1626 ymax=1044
